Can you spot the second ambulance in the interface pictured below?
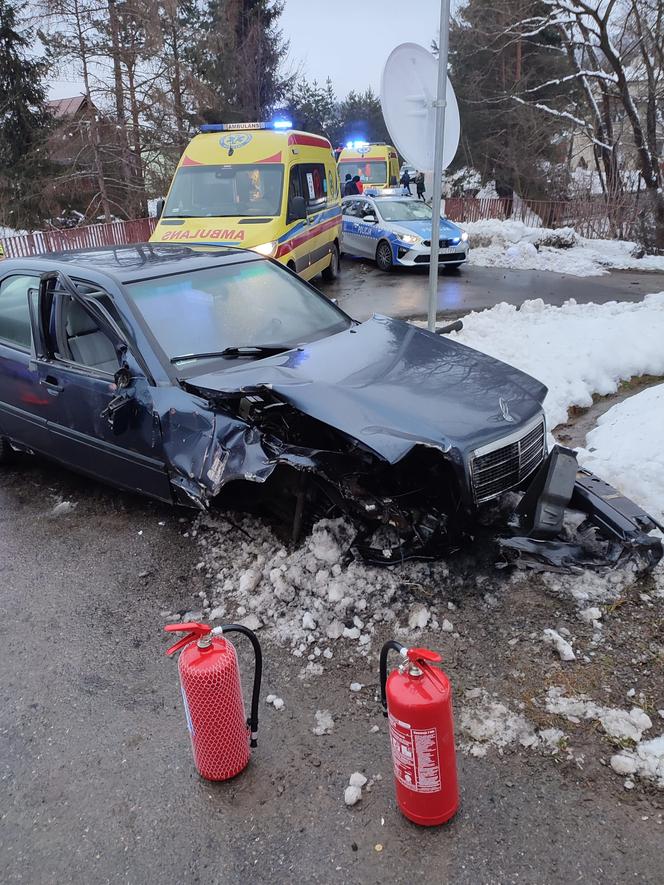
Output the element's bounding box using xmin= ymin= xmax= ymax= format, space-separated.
xmin=150 ymin=121 xmax=342 ymax=281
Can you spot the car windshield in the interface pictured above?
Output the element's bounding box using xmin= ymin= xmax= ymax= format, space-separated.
xmin=125 ymin=261 xmax=351 ymax=370
xmin=377 ymin=200 xmax=434 ymax=222
xmin=162 ymin=164 xmax=284 ymax=218
xmin=339 ymin=160 xmax=387 ymax=185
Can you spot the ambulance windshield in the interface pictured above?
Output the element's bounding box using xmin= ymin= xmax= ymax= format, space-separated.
xmin=163 ymin=164 xmax=284 ymax=218
xmin=339 ymin=160 xmax=387 ymax=185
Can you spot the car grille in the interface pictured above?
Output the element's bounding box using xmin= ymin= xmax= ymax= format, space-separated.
xmin=414 ymin=253 xmax=463 ymax=264
xmin=470 ymin=419 xmax=546 ymax=504
xmin=423 ymin=238 xmax=455 ymax=247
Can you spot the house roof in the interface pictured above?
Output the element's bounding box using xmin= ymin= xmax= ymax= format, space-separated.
xmin=47 ymin=96 xmax=92 ymax=119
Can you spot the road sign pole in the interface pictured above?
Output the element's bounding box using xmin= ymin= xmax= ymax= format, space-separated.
xmin=427 ymin=0 xmax=451 ymax=332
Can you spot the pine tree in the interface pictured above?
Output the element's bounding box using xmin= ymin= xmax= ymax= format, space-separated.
xmin=0 ymin=0 xmax=53 ymax=228
xmin=337 ymin=88 xmax=391 ymax=147
xmin=192 ymin=0 xmax=290 ymax=122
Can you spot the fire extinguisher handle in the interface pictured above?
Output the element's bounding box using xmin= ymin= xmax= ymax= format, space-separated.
xmin=379 ymin=640 xmax=408 ymax=716
xmin=164 ymin=621 xmax=211 ymax=656
xmin=220 ymin=624 xmax=263 ymax=748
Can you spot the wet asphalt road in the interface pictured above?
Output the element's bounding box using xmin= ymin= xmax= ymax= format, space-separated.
xmin=3 ymin=265 xmax=664 ymax=884
xmin=324 ymin=259 xmax=664 ymax=321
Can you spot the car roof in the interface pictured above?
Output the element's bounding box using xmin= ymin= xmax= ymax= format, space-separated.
xmin=0 ymin=243 xmax=262 ymax=284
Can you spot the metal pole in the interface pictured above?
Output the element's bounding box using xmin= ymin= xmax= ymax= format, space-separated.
xmin=427 ymin=0 xmax=451 ymax=332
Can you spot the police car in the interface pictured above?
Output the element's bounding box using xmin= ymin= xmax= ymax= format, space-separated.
xmin=341 ymin=193 xmax=469 ymax=272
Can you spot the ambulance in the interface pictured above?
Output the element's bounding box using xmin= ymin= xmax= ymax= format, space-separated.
xmin=150 ymin=121 xmax=342 ymax=281
xmin=337 ymin=142 xmax=400 ymax=192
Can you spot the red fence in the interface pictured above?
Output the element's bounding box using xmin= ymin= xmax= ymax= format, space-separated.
xmin=0 ymin=217 xmax=157 ymax=259
xmin=0 ymin=195 xmax=645 ymax=258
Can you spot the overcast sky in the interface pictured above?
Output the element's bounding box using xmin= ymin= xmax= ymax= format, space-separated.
xmin=48 ymin=0 xmax=447 ymax=101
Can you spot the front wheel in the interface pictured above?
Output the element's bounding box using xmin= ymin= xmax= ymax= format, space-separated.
xmin=321 ymin=243 xmax=340 ymax=281
xmin=376 ymin=240 xmax=394 ymax=272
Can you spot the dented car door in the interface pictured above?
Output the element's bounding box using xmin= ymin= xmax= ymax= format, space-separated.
xmin=33 ymin=274 xmax=172 ymax=502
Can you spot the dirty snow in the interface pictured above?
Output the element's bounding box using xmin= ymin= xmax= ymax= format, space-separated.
xmin=611 ymin=736 xmax=664 ymax=788
xmin=465 ymin=218 xmax=664 ymax=276
xmin=460 ymin=689 xmax=566 ymax=757
xmin=577 ymin=384 xmax=664 ymax=525
xmin=195 ymin=514 xmax=451 ymax=655
xmin=546 ymin=687 xmax=652 ymax=742
xmin=446 ymin=293 xmax=664 ymax=431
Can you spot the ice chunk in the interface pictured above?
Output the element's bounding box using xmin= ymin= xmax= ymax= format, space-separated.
xmin=302 ymin=612 xmax=316 ymax=631
xmin=312 ymin=710 xmax=334 ymax=736
xmin=610 ymin=753 xmax=637 ymax=776
xmin=543 ymin=628 xmax=576 ymax=662
xmin=349 ymin=772 xmax=367 ymax=788
xmin=350 ymin=682 xmax=364 ymax=692
xmin=238 ymin=568 xmax=261 ymax=594
xmin=344 ymin=785 xmax=362 ymax=806
xmin=578 ymin=606 xmax=602 ymax=623
xmin=408 ymin=605 xmax=430 ymax=630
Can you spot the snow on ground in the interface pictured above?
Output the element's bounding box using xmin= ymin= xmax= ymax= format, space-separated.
xmin=463 ymin=218 xmax=664 ymax=276
xmin=195 ymin=515 xmax=451 ymax=655
xmin=576 ymin=384 xmax=664 ymax=525
xmin=446 ymin=293 xmax=664 ymax=430
xmin=460 ymin=689 xmax=566 ymax=758
xmin=546 ymin=687 xmax=664 ymax=788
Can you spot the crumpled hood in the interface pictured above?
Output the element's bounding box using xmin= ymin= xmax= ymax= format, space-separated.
xmin=186 ymin=315 xmax=547 ymax=464
xmin=391 ymin=218 xmax=462 ymax=241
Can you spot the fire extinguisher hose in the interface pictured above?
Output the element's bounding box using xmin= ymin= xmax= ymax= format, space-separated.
xmin=379 ymin=639 xmax=407 ymax=716
xmin=221 ymin=624 xmax=263 ymax=748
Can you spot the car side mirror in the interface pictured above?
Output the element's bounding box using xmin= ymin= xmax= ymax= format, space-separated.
xmin=101 ymin=364 xmax=135 ymax=430
xmin=156 ymin=198 xmax=165 ymax=219
xmin=290 ymin=195 xmax=307 ymax=221
xmin=363 ymin=214 xmax=377 ymax=224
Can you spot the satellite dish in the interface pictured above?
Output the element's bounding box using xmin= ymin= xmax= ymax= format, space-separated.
xmin=380 ymin=42 xmax=460 ymax=173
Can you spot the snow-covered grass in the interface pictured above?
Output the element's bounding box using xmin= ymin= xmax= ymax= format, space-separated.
xmin=448 ymin=293 xmax=664 ymax=429
xmin=463 ymin=218 xmax=664 ymax=276
xmin=577 ymin=384 xmax=664 ymax=525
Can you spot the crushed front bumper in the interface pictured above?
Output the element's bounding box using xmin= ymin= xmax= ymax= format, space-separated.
xmin=500 ymin=446 xmax=663 ymax=571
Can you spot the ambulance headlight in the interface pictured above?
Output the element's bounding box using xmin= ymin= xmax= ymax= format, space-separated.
xmin=461 ymin=231 xmax=469 ymax=242
xmin=400 ymin=234 xmax=420 ymax=245
xmin=252 ymin=241 xmax=277 ymax=257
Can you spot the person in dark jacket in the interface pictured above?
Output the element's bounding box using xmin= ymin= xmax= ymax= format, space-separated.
xmin=343 ymin=174 xmax=359 ymax=196
xmin=352 ymin=174 xmax=363 ymax=194
xmin=416 ymin=172 xmax=426 ymax=201
xmin=400 ymin=170 xmax=411 ymax=194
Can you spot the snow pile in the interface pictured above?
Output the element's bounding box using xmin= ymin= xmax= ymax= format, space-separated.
xmin=460 ymin=689 xmax=566 ymax=757
xmin=464 ymin=218 xmax=664 ymax=276
xmin=611 ymin=736 xmax=664 ymax=788
xmin=577 ymin=384 xmax=664 ymax=524
xmin=541 ymin=564 xmax=642 ymax=606
xmin=546 ymin=687 xmax=652 ymax=742
xmin=196 ymin=514 xmax=450 ymax=655
xmin=448 ymin=293 xmax=664 ymax=429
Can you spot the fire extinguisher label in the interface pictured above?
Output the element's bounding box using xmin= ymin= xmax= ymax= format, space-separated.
xmin=388 ymin=714 xmax=441 ymax=793
xmin=180 ymin=683 xmax=195 ymax=735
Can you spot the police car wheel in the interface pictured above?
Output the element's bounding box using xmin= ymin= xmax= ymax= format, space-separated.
xmin=376 ymin=240 xmax=394 ymax=272
xmin=322 ymin=244 xmax=340 ymax=281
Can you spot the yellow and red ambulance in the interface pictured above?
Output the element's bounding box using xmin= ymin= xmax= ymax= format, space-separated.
xmin=337 ymin=142 xmax=400 ymax=192
xmin=150 ymin=121 xmax=342 ymax=281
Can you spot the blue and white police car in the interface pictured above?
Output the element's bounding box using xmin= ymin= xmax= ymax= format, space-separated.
xmin=341 ymin=192 xmax=469 ymax=272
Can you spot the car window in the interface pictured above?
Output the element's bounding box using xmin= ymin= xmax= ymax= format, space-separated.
xmin=55 ymin=294 xmax=121 ymax=375
xmin=360 ymin=202 xmax=375 ymax=218
xmin=343 ymin=201 xmax=360 ymax=217
xmin=0 ymin=274 xmax=38 ymax=350
xmin=376 ymin=200 xmax=434 ymax=222
xmin=125 ymin=261 xmax=351 ymax=371
xmin=300 ymin=163 xmax=327 ymax=209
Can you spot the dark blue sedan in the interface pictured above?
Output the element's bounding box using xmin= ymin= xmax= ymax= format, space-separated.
xmin=0 ymin=245 xmax=657 ymax=565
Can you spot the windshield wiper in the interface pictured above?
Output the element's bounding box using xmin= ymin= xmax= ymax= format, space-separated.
xmin=171 ymin=344 xmax=297 ymax=364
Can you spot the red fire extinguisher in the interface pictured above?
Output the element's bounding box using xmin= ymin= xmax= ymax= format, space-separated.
xmin=379 ymin=639 xmax=459 ymax=826
xmin=164 ymin=621 xmax=262 ymax=781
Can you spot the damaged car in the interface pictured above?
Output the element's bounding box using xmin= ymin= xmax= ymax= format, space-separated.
xmin=0 ymin=244 xmax=660 ymax=569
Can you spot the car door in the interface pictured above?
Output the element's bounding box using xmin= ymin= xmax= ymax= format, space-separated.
xmin=354 ymin=200 xmax=381 ymax=258
xmin=33 ymin=277 xmax=172 ymax=502
xmin=0 ymin=272 xmax=56 ymax=454
xmin=341 ymin=200 xmax=362 ymax=254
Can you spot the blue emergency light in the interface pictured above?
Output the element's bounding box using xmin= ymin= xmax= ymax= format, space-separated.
xmin=272 ymin=119 xmax=293 ymax=130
